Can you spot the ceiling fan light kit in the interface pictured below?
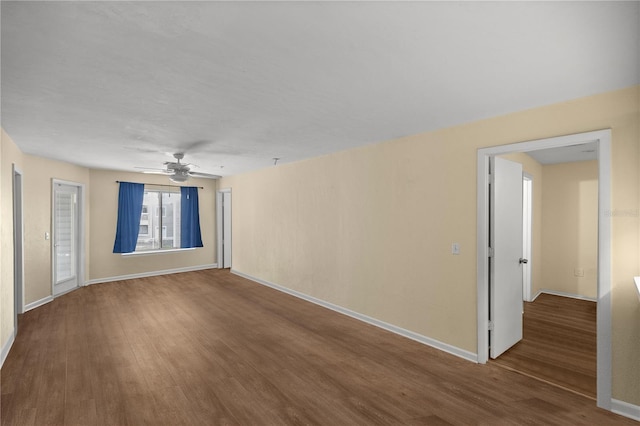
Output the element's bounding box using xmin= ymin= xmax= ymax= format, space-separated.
xmin=170 ymin=170 xmax=189 ymax=183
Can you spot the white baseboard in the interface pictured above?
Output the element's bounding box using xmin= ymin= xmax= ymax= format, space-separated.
xmin=24 ymin=295 xmax=54 ymax=312
xmin=612 ymin=399 xmax=640 ymax=422
xmin=1 ymin=329 xmax=16 ymax=369
xmin=231 ymin=269 xmax=478 ymax=363
xmin=85 ymin=263 xmax=218 ymax=285
xmin=532 ymin=289 xmax=597 ymax=302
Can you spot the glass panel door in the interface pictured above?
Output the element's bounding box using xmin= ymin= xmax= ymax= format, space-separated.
xmin=54 ymin=183 xmax=79 ymax=295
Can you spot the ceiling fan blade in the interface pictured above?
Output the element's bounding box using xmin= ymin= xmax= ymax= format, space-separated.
xmin=179 ymin=140 xmax=211 ymax=153
xmin=135 ymin=166 xmax=166 ymax=171
xmin=163 ymin=161 xmax=189 ymax=166
xmin=188 ymin=171 xmax=222 ymax=179
xmin=142 ymin=170 xmax=172 ymax=175
xmin=135 ymin=166 xmax=172 ymax=175
xmin=124 ymin=146 xmax=163 ymax=154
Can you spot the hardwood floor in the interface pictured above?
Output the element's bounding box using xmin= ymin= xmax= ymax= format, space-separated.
xmin=491 ymin=293 xmax=597 ymax=399
xmin=1 ymin=270 xmax=633 ymax=425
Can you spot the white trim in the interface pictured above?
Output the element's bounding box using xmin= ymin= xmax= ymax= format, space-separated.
xmin=532 ymin=289 xmax=597 ymax=302
xmin=522 ymin=174 xmax=533 ymax=302
xmin=1 ymin=329 xmax=16 ymax=369
xmin=13 ymin=165 xmax=25 ymax=317
xmin=476 ymin=148 xmax=490 ymax=365
xmin=121 ymin=247 xmax=196 ymax=256
xmin=476 ymin=129 xmax=612 ymax=410
xmin=85 ymin=263 xmax=218 ymax=285
xmin=477 ymin=130 xmax=606 ymax=157
xmin=611 ymin=399 xmax=640 ymax=422
xmin=232 ymin=269 xmax=478 ymax=363
xmin=216 ymin=188 xmax=232 ymax=269
xmin=634 ymin=277 xmax=640 ymax=302
xmin=597 ymin=131 xmax=612 ymax=410
xmin=24 ymin=295 xmax=54 ymax=312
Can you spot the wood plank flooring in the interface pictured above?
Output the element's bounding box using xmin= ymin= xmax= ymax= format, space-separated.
xmin=1 ymin=270 xmax=633 ymax=425
xmin=491 ymin=293 xmax=597 ymax=399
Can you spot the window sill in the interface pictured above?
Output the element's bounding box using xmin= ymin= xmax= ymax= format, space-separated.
xmin=122 ymin=248 xmax=196 ymax=257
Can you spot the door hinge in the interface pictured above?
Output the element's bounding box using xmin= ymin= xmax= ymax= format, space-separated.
xmin=488 ymin=320 xmax=494 ymax=331
xmin=488 ymin=247 xmax=494 ymax=257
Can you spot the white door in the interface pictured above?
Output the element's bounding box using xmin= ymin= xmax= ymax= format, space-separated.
xmin=53 ymin=183 xmax=79 ymax=295
xmin=222 ymin=191 xmax=232 ymax=268
xmin=490 ymin=157 xmax=525 ymax=358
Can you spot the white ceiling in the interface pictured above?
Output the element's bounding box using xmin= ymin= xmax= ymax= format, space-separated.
xmin=1 ymin=1 xmax=639 ymax=177
xmin=526 ymin=142 xmax=599 ymax=165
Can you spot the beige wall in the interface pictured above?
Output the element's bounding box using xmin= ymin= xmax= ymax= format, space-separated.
xmin=88 ymin=169 xmax=217 ymax=281
xmin=609 ymin=88 xmax=640 ymax=405
xmin=541 ymin=161 xmax=598 ymax=299
xmin=1 ymin=130 xmax=24 ymax=354
xmin=220 ymin=85 xmax=640 ymax=405
xmin=498 ymin=152 xmax=543 ymax=299
xmin=23 ymin=155 xmax=91 ymax=304
xmin=2 ymin=148 xmax=216 ymax=308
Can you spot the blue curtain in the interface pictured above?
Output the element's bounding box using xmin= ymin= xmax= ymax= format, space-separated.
xmin=113 ymin=182 xmax=145 ymax=253
xmin=181 ymin=186 xmax=203 ymax=248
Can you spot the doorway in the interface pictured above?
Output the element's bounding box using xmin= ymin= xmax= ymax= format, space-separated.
xmin=52 ymin=180 xmax=84 ymax=296
xmin=476 ymin=129 xmax=612 ymax=409
xmin=216 ymin=188 xmax=232 ymax=269
xmin=13 ymin=165 xmax=24 ymax=330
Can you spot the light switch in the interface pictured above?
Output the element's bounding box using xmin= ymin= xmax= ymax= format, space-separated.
xmin=452 ymin=243 xmax=460 ymax=255
xmin=45 ymin=232 xmax=50 ymax=240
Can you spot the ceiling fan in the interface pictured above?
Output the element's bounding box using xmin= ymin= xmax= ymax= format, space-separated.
xmin=136 ymin=153 xmax=221 ymax=183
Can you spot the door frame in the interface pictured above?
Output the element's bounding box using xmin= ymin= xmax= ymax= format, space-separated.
xmin=522 ymin=173 xmax=533 ymax=302
xmin=13 ymin=165 xmax=24 ymax=325
xmin=216 ymin=188 xmax=232 ymax=268
xmin=51 ymin=179 xmax=86 ymax=296
xmin=476 ymin=129 xmax=611 ymax=409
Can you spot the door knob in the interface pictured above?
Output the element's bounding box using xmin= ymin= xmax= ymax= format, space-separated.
xmin=519 ymin=258 xmax=528 ymax=264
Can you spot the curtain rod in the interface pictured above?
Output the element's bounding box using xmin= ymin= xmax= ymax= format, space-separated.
xmin=115 ymin=180 xmax=203 ymax=189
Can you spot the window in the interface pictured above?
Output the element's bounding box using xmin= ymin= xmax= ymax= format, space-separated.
xmin=135 ymin=190 xmax=181 ymax=251
xmin=113 ymin=182 xmax=202 ymax=254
